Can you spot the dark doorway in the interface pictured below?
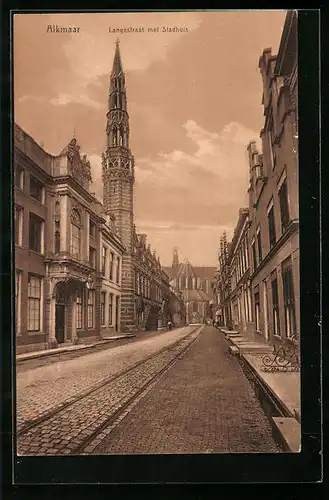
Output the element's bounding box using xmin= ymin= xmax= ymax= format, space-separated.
xmin=115 ymin=296 xmax=119 ymax=331
xmin=55 ymin=304 xmax=65 ymax=343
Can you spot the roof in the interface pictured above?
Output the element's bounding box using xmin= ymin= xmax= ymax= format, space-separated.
xmin=177 ymin=260 xmax=196 ymax=278
xmin=163 ymin=264 xmax=216 ymax=280
xmin=180 ymin=289 xmax=212 ymax=302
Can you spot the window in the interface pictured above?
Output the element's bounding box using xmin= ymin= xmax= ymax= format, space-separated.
xmin=15 ymin=166 xmax=24 ymax=190
xmin=87 ymin=290 xmax=94 ymax=328
xmin=76 ymin=289 xmax=83 ymax=329
xmin=28 ymin=274 xmax=42 ymax=332
xmin=268 ymin=125 xmax=275 ymax=169
xmin=15 ymin=270 xmax=22 ymax=334
xmin=89 ymin=247 xmax=96 ymax=268
xmin=271 ymin=276 xmax=280 ymax=336
xmin=108 ymin=294 xmax=113 ymax=326
xmin=282 ymin=258 xmax=297 ymax=339
xmin=252 ymin=240 xmax=257 ymax=270
xmin=254 ymin=153 xmax=263 ymax=178
xmin=54 ymin=229 xmax=60 ymax=254
xmin=257 ymin=229 xmax=262 ymax=263
xmin=279 ymin=178 xmax=290 ymax=232
xmin=89 ymin=220 xmax=96 ymax=238
xmin=109 ymin=252 xmax=114 ymax=280
xmin=137 ymin=273 xmax=140 ymax=294
xmin=29 ymin=213 xmax=43 ymax=253
xmin=29 ymin=175 xmax=44 ymax=203
xmin=100 ymin=292 xmax=106 ymax=326
xmin=15 ymin=205 xmax=23 ymax=246
xmin=71 ymin=223 xmax=81 ymax=258
xmin=70 ymin=209 xmax=81 ymax=259
xmin=116 ymin=257 xmax=120 ymax=283
xmin=102 ymin=247 xmax=107 ymax=275
xmin=254 ymin=290 xmax=260 ymax=331
xmin=268 ymin=205 xmax=277 ymax=248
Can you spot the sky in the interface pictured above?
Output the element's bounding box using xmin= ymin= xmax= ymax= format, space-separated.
xmin=14 ymin=11 xmax=287 ymax=266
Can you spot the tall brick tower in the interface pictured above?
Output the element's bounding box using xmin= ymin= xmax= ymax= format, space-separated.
xmin=102 ymin=40 xmax=135 ymax=331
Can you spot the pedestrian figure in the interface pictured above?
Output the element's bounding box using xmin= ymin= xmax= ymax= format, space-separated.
xmin=168 ymin=320 xmax=172 ymax=330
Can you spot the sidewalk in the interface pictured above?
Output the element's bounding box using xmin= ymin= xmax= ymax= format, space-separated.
xmin=218 ymin=326 xmax=301 ymax=452
xmin=16 ymin=334 xmax=135 ymax=362
xmin=16 ymin=326 xmax=180 ymax=362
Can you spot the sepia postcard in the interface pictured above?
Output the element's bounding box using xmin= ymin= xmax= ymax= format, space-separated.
xmin=13 ymin=9 xmax=305 ymax=475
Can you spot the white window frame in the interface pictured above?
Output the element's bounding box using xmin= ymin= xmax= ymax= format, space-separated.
xmin=27 ymin=274 xmax=43 ymax=333
xmin=87 ymin=289 xmax=95 ymax=329
xmin=100 ymin=291 xmax=106 ymax=326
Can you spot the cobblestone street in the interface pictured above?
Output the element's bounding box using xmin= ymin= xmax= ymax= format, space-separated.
xmin=16 ymin=326 xmax=196 ymax=430
xmin=17 ymin=325 xmax=280 ymax=455
xmin=93 ymin=326 xmax=279 ymax=454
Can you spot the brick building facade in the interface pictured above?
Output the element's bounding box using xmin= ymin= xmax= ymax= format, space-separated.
xmin=14 ymin=40 xmax=183 ymax=352
xmin=14 ymin=125 xmax=125 ymax=354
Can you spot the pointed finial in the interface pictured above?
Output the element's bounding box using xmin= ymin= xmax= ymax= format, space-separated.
xmin=73 ymin=126 xmax=76 ymax=138
xmin=116 ymin=37 xmax=120 ymax=46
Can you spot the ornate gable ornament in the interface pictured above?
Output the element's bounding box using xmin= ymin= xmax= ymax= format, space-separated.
xmin=66 ymin=138 xmax=93 ymax=186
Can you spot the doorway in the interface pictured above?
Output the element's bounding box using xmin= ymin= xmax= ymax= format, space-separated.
xmin=55 ymin=304 xmax=65 ymax=344
xmin=115 ymin=296 xmax=120 ymax=332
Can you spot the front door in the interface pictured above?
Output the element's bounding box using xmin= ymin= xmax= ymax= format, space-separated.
xmin=55 ymin=304 xmax=65 ymax=344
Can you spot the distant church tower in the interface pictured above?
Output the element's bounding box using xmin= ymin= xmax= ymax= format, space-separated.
xmin=102 ymin=40 xmax=135 ymax=331
xmin=172 ymin=247 xmax=179 ymax=270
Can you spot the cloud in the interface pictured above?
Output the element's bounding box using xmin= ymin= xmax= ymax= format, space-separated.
xmin=134 ymin=119 xmax=260 ymax=193
xmin=50 ymin=93 xmax=103 ymax=109
xmin=137 ymin=220 xmax=234 ymax=233
xmin=17 ymin=93 xmax=102 ymax=110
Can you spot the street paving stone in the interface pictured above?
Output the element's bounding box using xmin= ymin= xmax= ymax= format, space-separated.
xmin=93 ymin=326 xmax=280 ymax=454
xmin=16 ymin=326 xmax=196 ymax=431
xmin=16 ymin=328 xmax=201 ymax=455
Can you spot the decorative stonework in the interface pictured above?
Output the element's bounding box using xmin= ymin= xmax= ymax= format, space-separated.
xmin=66 ymin=138 xmax=93 ymax=186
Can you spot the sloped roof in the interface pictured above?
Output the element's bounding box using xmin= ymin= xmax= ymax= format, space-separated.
xmin=111 ymin=40 xmax=123 ymax=77
xmin=176 ymin=260 xmax=196 ymax=278
xmin=192 ymin=267 xmax=217 ymax=280
xmin=163 ymin=265 xmax=216 ymax=281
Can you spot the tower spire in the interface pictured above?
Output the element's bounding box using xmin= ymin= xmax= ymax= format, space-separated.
xmin=112 ymin=38 xmax=123 ymax=77
xmin=102 ymin=40 xmax=135 ymax=332
xmin=172 ymin=247 xmax=179 ymax=269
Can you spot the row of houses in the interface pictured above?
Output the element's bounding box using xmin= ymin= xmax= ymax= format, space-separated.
xmin=214 ymin=11 xmax=299 ymax=350
xmin=14 ymin=42 xmax=186 ymax=355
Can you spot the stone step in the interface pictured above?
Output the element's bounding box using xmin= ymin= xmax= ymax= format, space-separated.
xmin=237 ymin=344 xmax=274 ymax=354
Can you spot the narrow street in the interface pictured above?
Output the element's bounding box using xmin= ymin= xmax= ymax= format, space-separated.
xmin=17 ymin=326 xmax=279 ymax=455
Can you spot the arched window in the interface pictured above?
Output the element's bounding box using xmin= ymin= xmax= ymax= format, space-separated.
xmin=188 ymin=277 xmax=193 ymax=289
xmin=55 ymin=231 xmax=60 ymax=254
xmin=119 ymin=126 xmax=124 ymax=146
xmin=54 ymin=219 xmax=60 ymax=254
xmin=112 ymin=127 xmax=117 ymax=147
